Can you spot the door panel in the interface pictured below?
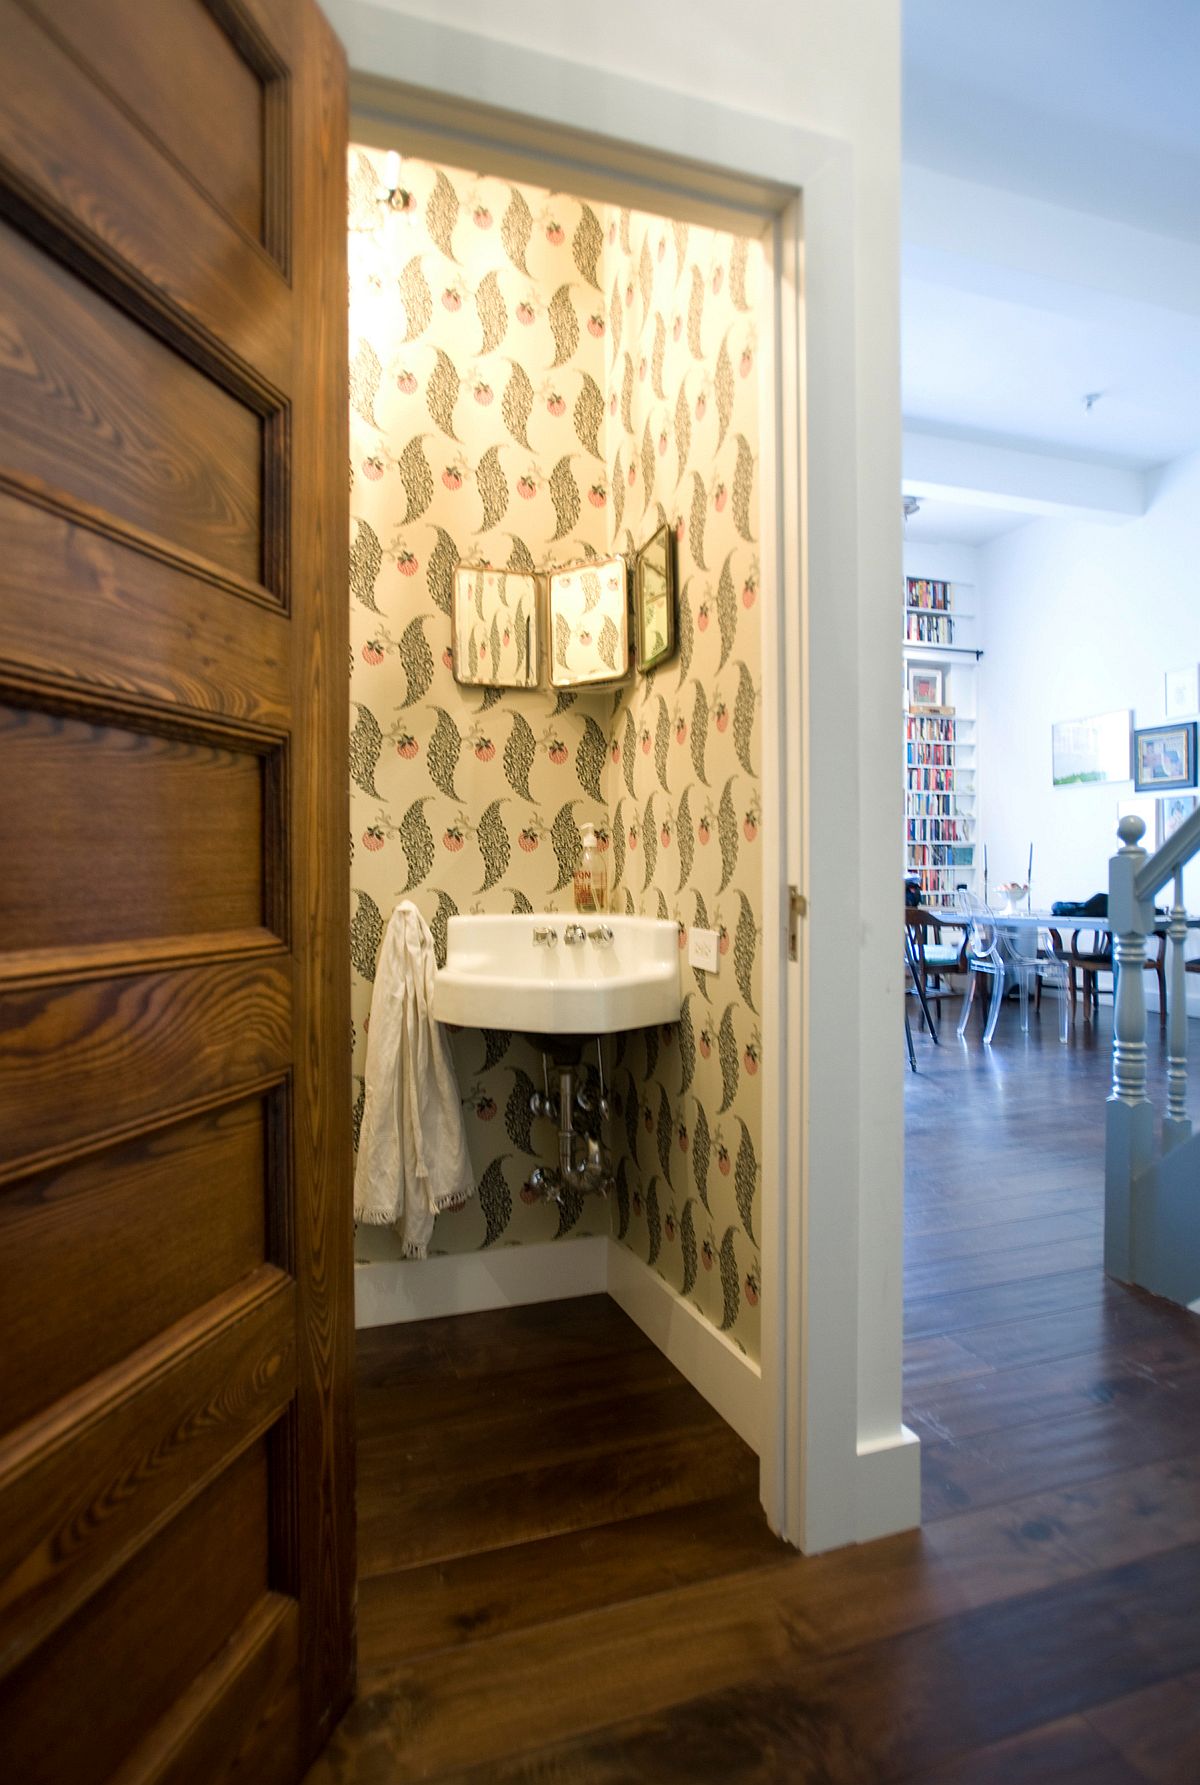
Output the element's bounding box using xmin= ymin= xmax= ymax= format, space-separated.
xmin=0 ymin=0 xmax=352 ymax=1776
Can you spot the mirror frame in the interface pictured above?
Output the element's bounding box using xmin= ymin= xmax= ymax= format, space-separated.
xmin=450 ymin=563 xmax=541 ymax=690
xmin=546 ymin=553 xmax=631 ymax=688
xmin=634 ymin=523 xmax=676 ymax=673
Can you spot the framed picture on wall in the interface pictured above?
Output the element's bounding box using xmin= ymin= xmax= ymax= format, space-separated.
xmin=1051 ymin=710 xmax=1131 ymax=787
xmin=1165 ymin=665 xmax=1200 ymax=719
xmin=907 ymin=666 xmax=943 ymax=707
xmin=1133 ymin=721 xmax=1198 ymax=792
xmin=1158 ymin=792 xmax=1199 ymax=847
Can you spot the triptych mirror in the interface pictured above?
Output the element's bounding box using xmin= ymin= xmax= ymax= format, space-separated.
xmin=450 ymin=529 xmax=676 ymax=692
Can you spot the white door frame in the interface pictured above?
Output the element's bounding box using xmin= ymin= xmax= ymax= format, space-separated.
xmin=336 ymin=0 xmax=918 ymax=1553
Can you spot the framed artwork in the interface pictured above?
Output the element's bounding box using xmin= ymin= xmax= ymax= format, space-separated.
xmin=1164 ymin=665 xmax=1200 ymax=720
xmin=1134 ymin=722 xmax=1197 ymax=793
xmin=907 ymin=666 xmax=943 ymax=708
xmin=1158 ymin=792 xmax=1199 ymax=848
xmin=634 ymin=524 xmax=675 ymax=672
xmin=451 ymin=565 xmax=540 ymax=689
xmin=1051 ymin=710 xmax=1131 ymax=787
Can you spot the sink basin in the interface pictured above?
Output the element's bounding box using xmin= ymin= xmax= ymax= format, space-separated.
xmin=431 ymin=914 xmax=682 ymax=1035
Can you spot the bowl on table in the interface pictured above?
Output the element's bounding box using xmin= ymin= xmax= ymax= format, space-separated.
xmin=998 ymin=882 xmax=1029 ymax=913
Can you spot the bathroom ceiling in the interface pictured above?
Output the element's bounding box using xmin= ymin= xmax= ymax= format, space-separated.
xmin=901 ymin=0 xmax=1200 ymax=541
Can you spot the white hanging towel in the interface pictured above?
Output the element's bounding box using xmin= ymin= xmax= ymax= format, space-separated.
xmin=354 ymin=900 xmax=474 ymax=1258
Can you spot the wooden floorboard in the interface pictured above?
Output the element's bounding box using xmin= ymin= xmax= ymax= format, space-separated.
xmin=309 ymin=1004 xmax=1200 ymax=1783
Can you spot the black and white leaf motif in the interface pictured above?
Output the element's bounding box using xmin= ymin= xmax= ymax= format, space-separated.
xmin=499 ymin=361 xmax=534 ymax=450
xmin=572 ymin=203 xmax=603 ymax=290
xmin=350 ymin=888 xmax=384 ymax=980
xmin=611 ymin=798 xmax=626 ymax=892
xmin=426 ymin=526 xmax=458 ymax=619
xmin=426 ymin=347 xmax=460 ymax=442
xmin=505 ymin=1068 xmax=539 ymax=1155
xmin=398 ymin=798 xmax=435 ymax=894
xmin=622 ymin=1064 xmax=640 ymax=1167
xmin=690 ymin=680 xmax=710 ymax=787
xmin=688 ymin=471 xmax=708 ymax=571
xmin=489 ymin=611 xmax=501 ymax=670
xmin=553 ymin=610 xmax=570 ymax=670
xmin=478 ymin=1027 xmax=512 ymax=1074
xmin=350 ymin=518 xmax=383 ymax=611
xmin=676 ymin=784 xmax=696 ymax=892
xmin=653 ymin=694 xmax=671 ymax=791
xmin=550 ymin=799 xmax=582 ymax=892
xmin=597 ymin=613 xmax=619 ymax=671
xmin=674 ymin=379 xmax=692 ymax=489
xmin=548 ymin=455 xmax=580 ymax=542
xmin=733 ymin=434 xmax=756 ymax=542
xmin=654 ymin=887 xmax=669 ymax=921
xmin=397 ymin=435 xmax=434 ymax=525
xmin=638 ymin=232 xmax=654 ymax=318
xmin=397 ymin=615 xmax=434 ymax=709
xmin=656 ymin=1082 xmax=673 ymax=1187
xmin=678 ymin=991 xmax=697 ymax=1096
xmin=500 ymin=186 xmax=533 ymax=275
xmin=507 ymin=533 xmax=536 ymax=575
xmin=476 ymin=444 xmax=509 ymax=534
xmin=718 ymin=1226 xmax=741 ymax=1330
xmin=715 ymin=332 xmax=735 ymax=452
xmin=608 ymin=276 xmax=622 ymax=365
xmin=716 ymin=552 xmax=738 ymax=672
xmin=693 ymin=1100 xmax=711 ymax=1211
xmin=551 ymin=690 xmax=578 ymax=719
xmin=611 ymin=448 xmax=625 ymax=535
xmin=476 ymin=269 xmax=507 ymax=355
xmin=476 ymin=798 xmax=510 ymax=892
xmin=680 ymin=1200 xmax=699 ymax=1297
xmin=641 ymin=792 xmax=658 ymax=891
xmin=614 ymin=1155 xmax=631 ymax=1240
xmin=672 ymin=219 xmax=689 ymax=286
xmin=687 ymin=264 xmax=705 ymax=359
xmin=467 ymin=631 xmax=478 ymax=680
xmin=573 ymin=372 xmax=604 ymax=459
xmin=619 ymin=209 xmax=632 ymax=253
xmin=616 ymin=354 xmax=633 ymax=440
xmin=733 ymin=661 xmax=756 ymax=777
xmin=734 ymin=1114 xmax=758 ymax=1244
xmin=734 ymin=889 xmax=759 ymax=1015
xmin=548 ymin=283 xmax=579 ymax=369
xmin=555 ymin=1185 xmax=585 ymax=1239
xmin=651 ymin=311 xmax=667 ymax=400
xmin=507 ymin=887 xmax=534 ymax=914
xmin=717 ymin=1001 xmax=740 ymax=1114
xmin=729 ymin=236 xmax=752 ymax=313
xmin=676 ymin=581 xmax=694 ymax=689
xmin=640 ymin=417 xmax=655 ymax=506
xmin=576 ymin=714 xmax=606 ymax=801
xmin=477 ymin=1156 xmax=512 ymax=1249
xmin=717 ymin=774 xmax=740 ymax=894
xmin=503 ymin=711 xmax=537 ymax=800
xmin=349 ymin=703 xmax=382 ymax=798
xmin=352 ymin=1076 xmax=365 ymax=1155
xmin=350 ymin=338 xmax=381 ymax=427
xmin=429 ymin=887 xmax=458 ymax=968
xmin=426 ymin=168 xmax=459 ymax=262
xmin=426 ymin=707 xmax=462 ymax=801
xmin=580 ymin=570 xmax=602 ymax=614
xmin=621 ymin=708 xmax=637 ymax=799
xmin=645 ymin=1175 xmax=662 ymax=1267
xmin=477 ymin=687 xmax=504 ymax=713
xmin=399 ymin=255 xmax=432 ymax=344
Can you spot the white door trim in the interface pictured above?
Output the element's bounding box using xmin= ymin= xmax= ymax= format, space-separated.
xmin=334 ymin=0 xmax=917 ymax=1552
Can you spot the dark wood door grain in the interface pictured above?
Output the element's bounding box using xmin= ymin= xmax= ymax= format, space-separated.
xmin=0 ymin=2 xmax=352 ymax=1779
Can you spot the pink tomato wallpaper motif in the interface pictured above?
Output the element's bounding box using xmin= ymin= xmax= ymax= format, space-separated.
xmin=347 ymin=151 xmax=764 ymax=1357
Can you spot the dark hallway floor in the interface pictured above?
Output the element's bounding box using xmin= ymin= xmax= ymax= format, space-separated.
xmin=309 ymin=1001 xmax=1200 ymax=1782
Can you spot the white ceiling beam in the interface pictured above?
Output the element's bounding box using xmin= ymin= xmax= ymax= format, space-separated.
xmin=902 ymin=429 xmax=1147 ymax=525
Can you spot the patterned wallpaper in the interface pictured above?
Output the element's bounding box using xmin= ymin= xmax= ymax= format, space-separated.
xmin=346 ymin=151 xmax=763 ymax=1358
xmin=603 ymin=209 xmax=763 ymax=1358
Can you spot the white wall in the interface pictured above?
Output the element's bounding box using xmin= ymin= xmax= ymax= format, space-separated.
xmin=979 ymin=451 xmax=1200 ymax=977
xmin=322 ymin=0 xmax=914 ymax=1550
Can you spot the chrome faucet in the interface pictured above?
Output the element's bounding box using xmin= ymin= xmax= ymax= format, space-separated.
xmin=563 ymin=922 xmax=587 ymax=946
xmin=532 ymin=925 xmax=558 ymax=947
xmin=588 ymin=924 xmax=614 ymax=946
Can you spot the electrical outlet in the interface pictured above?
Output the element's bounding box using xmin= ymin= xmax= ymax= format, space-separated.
xmin=688 ymin=927 xmax=720 ymax=973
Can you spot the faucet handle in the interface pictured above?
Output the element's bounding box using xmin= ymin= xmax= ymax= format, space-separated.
xmin=532 ymin=924 xmax=558 ymax=947
xmin=588 ymin=924 xmax=614 ymax=946
xmin=564 ymin=922 xmax=587 ymax=946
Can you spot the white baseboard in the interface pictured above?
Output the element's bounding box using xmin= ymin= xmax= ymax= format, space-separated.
xmin=354 ymin=1234 xmax=608 ymax=1328
xmin=854 ymin=1426 xmax=921 ymax=1543
xmin=604 ymin=1240 xmax=762 ymax=1454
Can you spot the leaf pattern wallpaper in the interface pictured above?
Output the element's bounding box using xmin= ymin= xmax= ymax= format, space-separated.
xmin=348 ymin=149 xmax=763 ymax=1356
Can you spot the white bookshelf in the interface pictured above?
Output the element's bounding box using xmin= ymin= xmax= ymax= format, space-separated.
xmin=903 ymin=578 xmax=980 ymax=904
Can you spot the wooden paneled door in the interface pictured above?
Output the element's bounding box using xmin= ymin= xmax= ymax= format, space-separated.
xmin=0 ymin=2 xmax=354 ymax=1780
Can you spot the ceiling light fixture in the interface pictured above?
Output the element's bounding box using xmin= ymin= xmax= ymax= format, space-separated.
xmin=1083 ymin=391 xmax=1103 ymax=412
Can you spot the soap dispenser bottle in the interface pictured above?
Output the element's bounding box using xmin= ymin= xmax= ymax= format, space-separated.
xmin=574 ymin=821 xmax=608 ymax=914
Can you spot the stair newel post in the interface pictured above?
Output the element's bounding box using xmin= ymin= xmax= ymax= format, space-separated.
xmin=1164 ymin=866 xmax=1192 ymax=1150
xmin=1105 ymin=815 xmax=1155 ymax=1282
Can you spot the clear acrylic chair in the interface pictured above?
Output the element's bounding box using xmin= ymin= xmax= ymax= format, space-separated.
xmin=956 ymin=890 xmax=1070 ymax=1044
xmin=956 ymin=891 xmax=1006 ymax=1043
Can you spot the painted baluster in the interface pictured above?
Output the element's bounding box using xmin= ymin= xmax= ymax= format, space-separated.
xmin=1105 ymin=815 xmax=1155 ymax=1283
xmin=1164 ymin=867 xmax=1192 ymax=1150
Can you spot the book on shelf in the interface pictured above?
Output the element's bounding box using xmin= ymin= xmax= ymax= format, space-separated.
xmin=904 ymin=578 xmax=955 ymax=645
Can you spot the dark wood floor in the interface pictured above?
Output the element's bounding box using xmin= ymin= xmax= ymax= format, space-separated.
xmin=308 ymin=1003 xmax=1200 ymax=1782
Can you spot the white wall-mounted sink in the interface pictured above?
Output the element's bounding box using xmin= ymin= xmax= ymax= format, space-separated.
xmin=432 ymin=914 xmax=682 ymax=1035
